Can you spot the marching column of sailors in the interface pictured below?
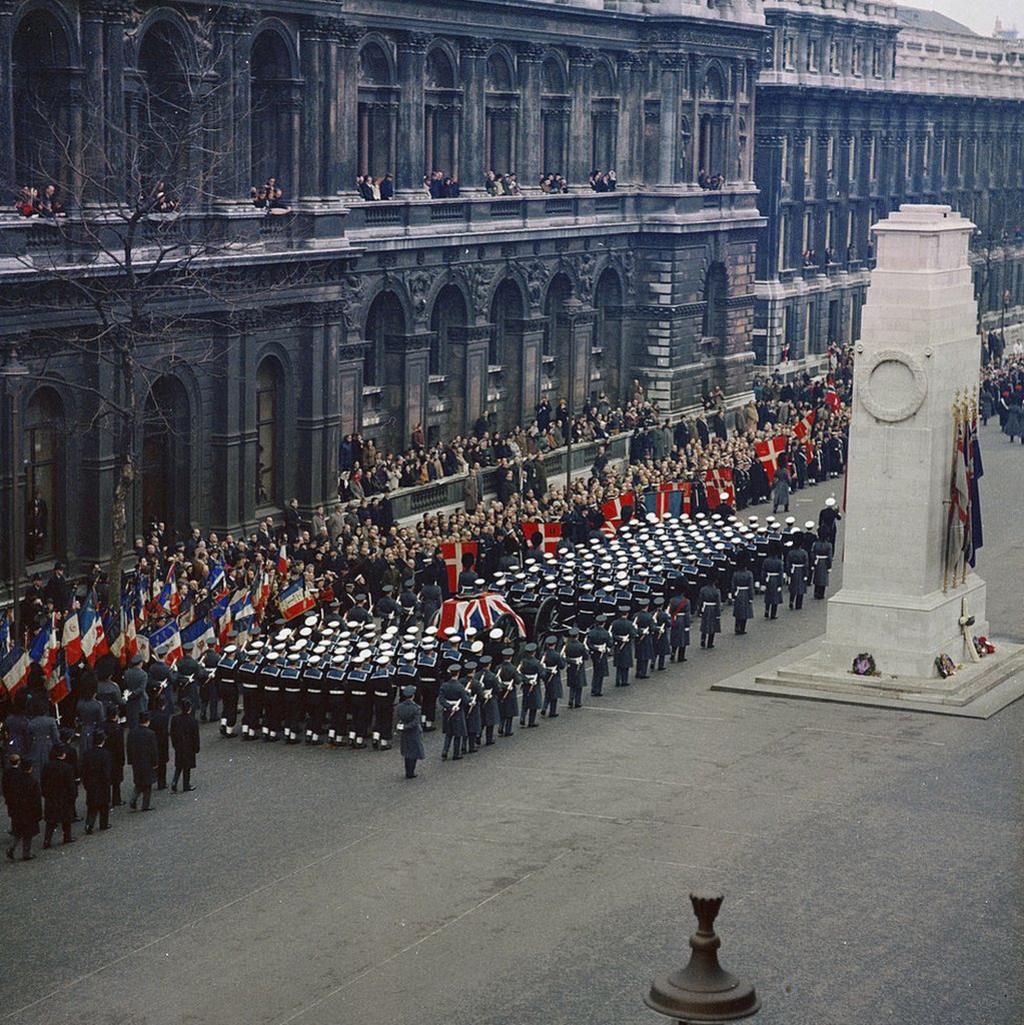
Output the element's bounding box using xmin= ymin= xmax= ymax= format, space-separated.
xmin=203 ymin=502 xmax=838 ymax=775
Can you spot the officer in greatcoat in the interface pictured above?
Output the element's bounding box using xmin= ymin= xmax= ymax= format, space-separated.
xmin=564 ymin=628 xmax=588 ymax=708
xmin=81 ymin=730 xmax=112 ymax=833
xmin=395 ymin=685 xmax=425 ymax=779
xmin=633 ymin=604 xmax=655 ymax=679
xmin=170 ymin=700 xmax=200 ymax=792
xmin=41 ymin=745 xmax=76 ymax=848
xmin=698 ymin=580 xmax=722 ymax=649
xmin=610 ymin=608 xmax=636 ymax=687
xmin=669 ymin=593 xmax=691 ymax=662
xmin=586 ymin=616 xmax=612 ymax=696
xmin=518 ymin=646 xmax=543 ymax=727
xmin=478 ymin=661 xmax=501 ymax=744
xmin=786 ymin=540 xmax=810 ymax=610
xmin=541 ymin=636 xmax=565 ymax=718
xmin=438 ymin=665 xmax=469 ymax=759
xmin=127 ymin=712 xmax=158 ymax=811
xmin=730 ymin=561 xmax=755 ymax=635
xmin=653 ymin=599 xmax=672 ymax=671
xmin=811 ymin=529 xmax=834 ymax=599
xmin=496 ymin=653 xmax=520 ymax=736
xmin=761 ymin=545 xmax=785 ymax=620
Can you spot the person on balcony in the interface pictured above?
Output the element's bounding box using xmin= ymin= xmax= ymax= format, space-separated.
xmin=379 ymin=174 xmax=394 ymax=200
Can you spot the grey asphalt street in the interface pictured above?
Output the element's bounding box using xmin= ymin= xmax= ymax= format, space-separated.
xmin=2 ymin=421 xmax=1021 ymax=1025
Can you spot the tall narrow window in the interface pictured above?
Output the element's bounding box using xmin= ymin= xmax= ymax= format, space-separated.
xmin=256 ymin=359 xmax=281 ymax=507
xmin=780 ymin=135 xmax=789 ymax=182
xmin=828 ymin=39 xmax=839 ymax=74
xmin=25 ymin=389 xmax=64 ymax=562
xmin=868 ymin=135 xmax=877 ymax=179
xmin=803 ymin=135 xmax=812 ymax=179
xmin=778 ymin=213 xmax=788 ymax=271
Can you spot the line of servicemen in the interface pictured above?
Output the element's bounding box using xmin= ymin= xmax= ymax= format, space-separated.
xmin=182 ymin=498 xmax=840 ymax=757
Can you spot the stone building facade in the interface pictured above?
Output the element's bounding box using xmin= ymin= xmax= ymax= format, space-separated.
xmin=0 ymin=0 xmax=765 ymax=588
xmin=754 ymin=0 xmax=1024 ymax=368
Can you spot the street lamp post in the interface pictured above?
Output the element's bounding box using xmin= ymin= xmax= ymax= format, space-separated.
xmin=1 ymin=344 xmax=30 ymax=636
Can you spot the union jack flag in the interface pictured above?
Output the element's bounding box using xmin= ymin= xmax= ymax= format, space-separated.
xmin=437 ymin=593 xmax=526 ymax=638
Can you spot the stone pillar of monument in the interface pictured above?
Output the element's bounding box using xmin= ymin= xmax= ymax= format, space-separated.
xmin=822 ymin=204 xmax=986 ymax=678
xmin=716 ymin=204 xmax=1024 ymax=714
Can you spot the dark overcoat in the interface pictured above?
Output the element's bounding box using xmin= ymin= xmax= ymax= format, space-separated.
xmin=126 ymin=725 xmax=158 ymax=787
xmin=395 ymin=699 xmax=426 ymax=760
xmin=170 ymin=712 xmax=201 ymax=770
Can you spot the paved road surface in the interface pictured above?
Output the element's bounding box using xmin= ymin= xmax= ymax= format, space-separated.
xmin=1 ymin=422 xmax=1021 ymax=1025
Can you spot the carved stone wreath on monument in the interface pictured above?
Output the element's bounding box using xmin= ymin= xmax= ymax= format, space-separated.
xmin=857 ymin=348 xmax=928 ymax=423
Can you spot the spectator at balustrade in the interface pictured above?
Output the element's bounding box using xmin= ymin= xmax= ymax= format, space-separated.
xmin=589 ymin=170 xmax=617 ymax=192
xmin=539 ymin=174 xmax=569 ymax=194
xmin=697 ymin=169 xmax=724 ymax=190
xmin=144 ymin=181 xmax=180 ymax=214
xmin=379 ymin=174 xmax=395 ymax=200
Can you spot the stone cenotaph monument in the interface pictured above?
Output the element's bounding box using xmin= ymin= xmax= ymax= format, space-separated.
xmin=721 ymin=205 xmax=1024 ymax=715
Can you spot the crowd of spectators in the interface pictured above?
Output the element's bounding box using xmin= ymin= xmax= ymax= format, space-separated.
xmin=14 ymin=185 xmax=65 ymax=219
xmin=539 ymin=174 xmax=570 ymax=194
xmin=484 ymin=171 xmax=522 ymax=196
xmin=980 ymin=351 xmax=1024 ymax=442
xmin=697 ymin=169 xmax=724 ymax=190
xmin=588 ymin=170 xmax=617 ymax=192
xmin=250 ymin=178 xmax=292 ymax=214
xmin=423 ymin=171 xmax=460 ymax=198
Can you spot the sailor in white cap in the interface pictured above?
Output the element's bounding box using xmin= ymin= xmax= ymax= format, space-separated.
xmin=818 ymin=494 xmax=842 ymax=546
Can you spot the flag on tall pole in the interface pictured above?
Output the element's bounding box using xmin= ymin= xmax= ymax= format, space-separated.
xmin=754 ymin=436 xmax=787 ymax=484
xmin=943 ymin=404 xmax=969 ymax=591
xmin=964 ymin=402 xmax=984 ymax=569
xmin=0 ymin=645 xmax=30 ymax=698
xmin=279 ymin=579 xmax=316 ymax=622
xmin=148 ymin=620 xmax=184 ymax=667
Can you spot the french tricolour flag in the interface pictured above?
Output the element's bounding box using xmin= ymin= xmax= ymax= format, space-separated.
xmin=63 ymin=608 xmax=84 ymax=665
xmin=0 ymin=645 xmax=30 ymax=698
xmin=29 ymin=615 xmax=60 ymax=680
xmin=279 ymin=579 xmax=315 ymax=622
xmin=148 ymin=620 xmax=184 ymax=667
xmin=80 ymin=602 xmax=109 ymax=667
xmin=181 ymin=616 xmax=216 ymax=655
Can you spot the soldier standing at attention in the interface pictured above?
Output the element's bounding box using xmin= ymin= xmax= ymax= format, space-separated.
xmin=653 ymin=598 xmax=672 ymax=671
xmin=541 ymin=636 xmax=565 ymax=718
xmin=564 ymin=628 xmax=588 ymax=708
xmin=586 ymin=616 xmax=612 ymax=696
xmin=698 ymin=579 xmax=722 ymax=650
xmin=786 ymin=539 xmax=810 ymax=611
xmin=818 ymin=496 xmax=841 ymax=547
xmin=496 ymin=651 xmax=520 ymax=736
xmin=518 ymin=645 xmax=543 ymax=727
xmin=669 ymin=593 xmax=691 ymax=662
xmin=395 ymin=685 xmax=424 ymax=779
xmin=633 ymin=603 xmax=655 ymax=679
xmin=730 ymin=559 xmax=755 ymax=635
xmin=438 ymin=665 xmax=469 ymax=759
xmin=611 ymin=607 xmax=637 ymax=687
xmin=761 ymin=544 xmax=785 ymax=621
xmin=811 ymin=528 xmax=834 ymax=600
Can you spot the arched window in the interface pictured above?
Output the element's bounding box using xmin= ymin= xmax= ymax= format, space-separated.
xmin=485 ymin=53 xmax=517 ymax=174
xmin=136 ymin=21 xmax=192 ymax=195
xmin=12 ymin=12 xmax=72 ymax=190
xmin=256 ymin=357 xmax=283 ymax=507
xmin=544 ymin=272 xmax=573 ymax=402
xmin=590 ymin=59 xmax=618 ymax=174
xmin=593 ymin=269 xmax=624 ymax=403
xmin=490 ymin=278 xmax=526 ymax=428
xmin=357 ymin=42 xmax=397 ymax=179
xmin=425 ymin=48 xmax=460 ymax=177
xmin=429 ymin=285 xmax=467 ymax=376
xmin=364 ymin=291 xmax=406 ymax=387
xmin=541 ymin=55 xmax=569 ymax=174
xmin=250 ymin=30 xmax=296 ymax=192
xmin=24 ymin=389 xmax=65 ymax=562
xmin=141 ymin=376 xmax=191 ymax=534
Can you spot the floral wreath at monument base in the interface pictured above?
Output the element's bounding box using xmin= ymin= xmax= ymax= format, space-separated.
xmin=850 ymin=653 xmax=879 ymax=677
xmin=973 ymin=636 xmax=996 ymax=657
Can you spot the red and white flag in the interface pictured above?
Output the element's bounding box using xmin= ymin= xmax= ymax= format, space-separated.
xmin=520 ymin=522 xmax=562 ymax=555
xmin=792 ymin=410 xmax=816 ymax=440
xmin=440 ymin=541 xmax=479 ymax=593
xmin=704 ymin=468 xmax=735 ymax=510
xmin=824 ymin=386 xmax=840 ymax=413
xmin=279 ymin=579 xmax=316 ymax=622
xmin=277 ymin=544 xmax=289 ymax=577
xmin=62 ymin=611 xmax=83 ymax=666
xmin=601 ymin=492 xmax=635 ymax=536
xmin=754 ymin=436 xmax=787 ymax=485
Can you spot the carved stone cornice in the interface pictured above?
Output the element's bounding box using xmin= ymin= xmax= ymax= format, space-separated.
xmin=398 ymin=31 xmax=432 ymax=56
xmin=461 ymin=38 xmax=492 ymax=61
xmin=517 ymin=43 xmax=545 ymax=65
xmin=569 ymin=47 xmax=596 ymax=69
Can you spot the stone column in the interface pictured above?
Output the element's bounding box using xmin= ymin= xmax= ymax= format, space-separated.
xmin=518 ymin=44 xmax=543 ymax=186
xmin=657 ymin=54 xmax=680 ymax=185
xmin=743 ymin=59 xmax=757 ymax=182
xmin=0 ymin=0 xmax=15 ymax=202
xmin=321 ymin=21 xmax=341 ymax=198
xmin=569 ymin=48 xmax=594 ymax=186
xmin=510 ymin=317 xmax=546 ymax=416
xmin=211 ymin=11 xmax=242 ymax=203
xmin=690 ymin=57 xmax=703 ymax=183
xmin=336 ymin=27 xmax=362 ymax=195
xmin=295 ymin=308 xmax=329 ymax=511
xmin=382 ymin=332 xmax=431 ymax=451
xmin=209 ymin=313 xmax=252 ymax=533
xmin=729 ymin=59 xmax=742 ymax=184
xmin=299 ymin=19 xmax=325 ymax=200
xmin=103 ymin=2 xmax=128 ymax=197
xmin=616 ymin=53 xmax=642 ymax=186
xmin=559 ymin=300 xmax=597 ymax=409
xmin=460 ymin=39 xmax=489 ymax=191
xmin=397 ymin=33 xmax=429 ymax=194
xmin=80 ymin=0 xmax=105 ymax=203
xmin=447 ymin=324 xmax=492 ymax=433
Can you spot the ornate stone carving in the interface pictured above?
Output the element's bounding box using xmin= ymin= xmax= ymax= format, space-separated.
xmin=398 ymin=32 xmax=432 ymax=55
xmin=517 ymin=43 xmax=544 ymax=65
xmin=859 ymin=349 xmax=928 ymax=423
xmin=572 ymin=252 xmax=596 ymax=300
xmin=461 ymin=38 xmax=492 ymax=60
xmin=407 ymin=269 xmax=435 ymax=320
xmin=621 ymin=249 xmax=637 ymax=299
xmin=460 ymin=263 xmax=497 ymax=319
xmin=525 ymin=261 xmax=549 ymax=309
xmin=338 ymin=273 xmax=365 ymax=324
